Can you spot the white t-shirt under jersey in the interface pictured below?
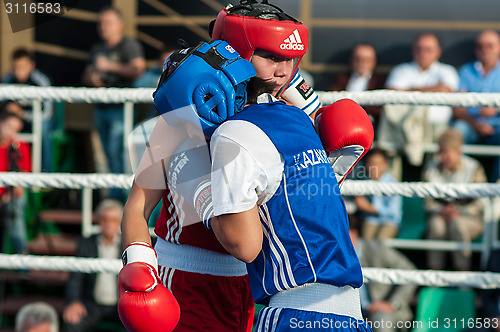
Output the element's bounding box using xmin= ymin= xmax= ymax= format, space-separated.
xmin=210 ymin=93 xmax=316 ymax=216
xmin=210 ymin=119 xmax=284 ymax=216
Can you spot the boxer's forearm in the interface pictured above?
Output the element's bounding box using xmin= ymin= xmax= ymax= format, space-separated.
xmin=212 ymin=205 xmax=262 ymax=263
xmin=121 ymin=181 xmax=163 ymax=247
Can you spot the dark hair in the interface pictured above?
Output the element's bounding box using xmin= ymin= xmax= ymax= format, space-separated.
xmin=364 ymin=147 xmax=389 ymax=163
xmin=98 ymin=6 xmax=123 ymax=20
xmin=227 ymin=1 xmax=298 ymax=21
xmin=413 ymin=32 xmax=441 ymax=48
xmin=0 ymin=100 xmax=20 ymax=113
xmin=12 ymin=48 xmax=34 ymax=62
xmin=351 ymin=42 xmax=376 ymax=55
xmin=0 ymin=111 xmax=23 ymax=123
xmin=160 ymin=42 xmax=180 ymax=54
xmin=245 ymin=77 xmax=279 ymax=104
xmin=350 ymin=42 xmax=377 ymax=66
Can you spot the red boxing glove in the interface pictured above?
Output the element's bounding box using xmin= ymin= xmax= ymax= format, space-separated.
xmin=118 ymin=242 xmax=180 ymax=332
xmin=315 ymin=99 xmax=374 ymax=185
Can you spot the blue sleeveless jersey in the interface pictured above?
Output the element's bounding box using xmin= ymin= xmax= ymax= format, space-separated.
xmin=231 ymin=101 xmax=363 ymax=305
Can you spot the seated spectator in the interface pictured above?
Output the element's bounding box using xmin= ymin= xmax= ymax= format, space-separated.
xmin=349 ymin=216 xmax=417 ymax=332
xmin=2 ymin=48 xmax=53 ymax=172
xmin=422 ymin=129 xmax=486 ymax=271
xmin=354 ymin=148 xmax=402 ymax=240
xmin=385 ymin=32 xmax=459 ymax=138
xmin=328 ymin=42 xmax=385 ymax=127
xmin=62 ymin=199 xmax=123 ymax=332
xmin=15 ymin=301 xmax=59 ymax=332
xmin=452 ymin=30 xmax=500 ymax=182
xmin=0 ymin=107 xmax=31 ymax=254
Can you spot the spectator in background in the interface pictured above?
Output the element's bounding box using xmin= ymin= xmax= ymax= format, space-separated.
xmin=354 ymin=148 xmax=402 ymax=240
xmin=329 ymin=43 xmax=386 ymax=127
xmin=82 ymin=6 xmax=145 ymax=187
xmin=62 ymin=199 xmax=123 ymax=332
xmin=2 ymin=48 xmax=53 ymax=172
xmin=134 ymin=43 xmax=177 ymax=122
xmin=0 ymin=105 xmax=31 ymax=254
xmin=385 ymin=32 xmax=459 ymax=138
xmin=349 ymin=216 xmax=417 ymax=332
xmin=1 ymin=99 xmax=25 ymax=118
xmin=422 ymin=129 xmax=486 ymax=271
xmin=134 ymin=43 xmax=177 ymax=89
xmin=15 ymin=301 xmax=59 ymax=332
xmin=453 ymin=30 xmax=500 ymax=182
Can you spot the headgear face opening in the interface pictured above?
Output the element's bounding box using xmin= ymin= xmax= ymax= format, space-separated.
xmin=210 ymin=1 xmax=309 ymax=77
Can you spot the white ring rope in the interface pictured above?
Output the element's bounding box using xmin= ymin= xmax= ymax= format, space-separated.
xmin=341 ymin=180 xmax=500 ymax=198
xmin=317 ymin=90 xmax=500 ymax=107
xmin=0 ymin=85 xmax=154 ymax=103
xmin=0 ymin=172 xmax=133 ymax=189
xmin=0 ymin=254 xmax=122 ymax=274
xmin=1 ymin=173 xmax=499 ymax=198
xmin=362 ymin=268 xmax=500 ymax=289
xmin=3 ymin=85 xmax=500 ymax=107
xmin=0 ymin=254 xmax=499 ymax=289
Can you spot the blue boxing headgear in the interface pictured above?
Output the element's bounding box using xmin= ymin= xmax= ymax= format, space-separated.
xmin=153 ymin=40 xmax=256 ymax=136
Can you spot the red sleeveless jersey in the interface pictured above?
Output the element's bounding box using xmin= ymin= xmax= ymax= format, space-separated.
xmin=154 ymin=184 xmax=228 ymax=253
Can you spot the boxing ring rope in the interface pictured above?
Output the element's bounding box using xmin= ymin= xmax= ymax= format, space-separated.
xmin=316 ymin=90 xmax=500 ymax=107
xmin=0 ymin=172 xmax=498 ymax=257
xmin=0 ymin=253 xmax=499 ymax=289
xmin=1 ymin=86 xmax=500 ymax=288
xmin=0 ymin=173 xmax=133 ymax=189
xmin=0 ymin=173 xmax=500 ymax=197
xmin=3 ymin=85 xmax=500 ymax=106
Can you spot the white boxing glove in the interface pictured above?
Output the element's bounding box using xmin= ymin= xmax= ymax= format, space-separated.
xmin=281 ymin=70 xmax=322 ymax=116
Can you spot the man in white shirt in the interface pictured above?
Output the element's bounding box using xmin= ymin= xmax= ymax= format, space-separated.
xmin=385 ymin=32 xmax=459 ymax=138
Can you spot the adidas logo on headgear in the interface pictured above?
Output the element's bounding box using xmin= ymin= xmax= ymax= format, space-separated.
xmin=280 ymin=29 xmax=304 ymax=51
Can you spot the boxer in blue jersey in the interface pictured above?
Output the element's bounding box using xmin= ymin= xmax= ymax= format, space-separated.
xmin=209 ymin=40 xmax=375 ymax=332
xmin=210 ymin=92 xmax=374 ymax=332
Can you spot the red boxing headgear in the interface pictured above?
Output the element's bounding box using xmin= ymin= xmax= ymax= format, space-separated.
xmin=211 ymin=2 xmax=309 ymax=69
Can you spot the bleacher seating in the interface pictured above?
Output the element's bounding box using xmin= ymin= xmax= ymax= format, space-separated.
xmin=412 ymin=287 xmax=476 ymax=332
